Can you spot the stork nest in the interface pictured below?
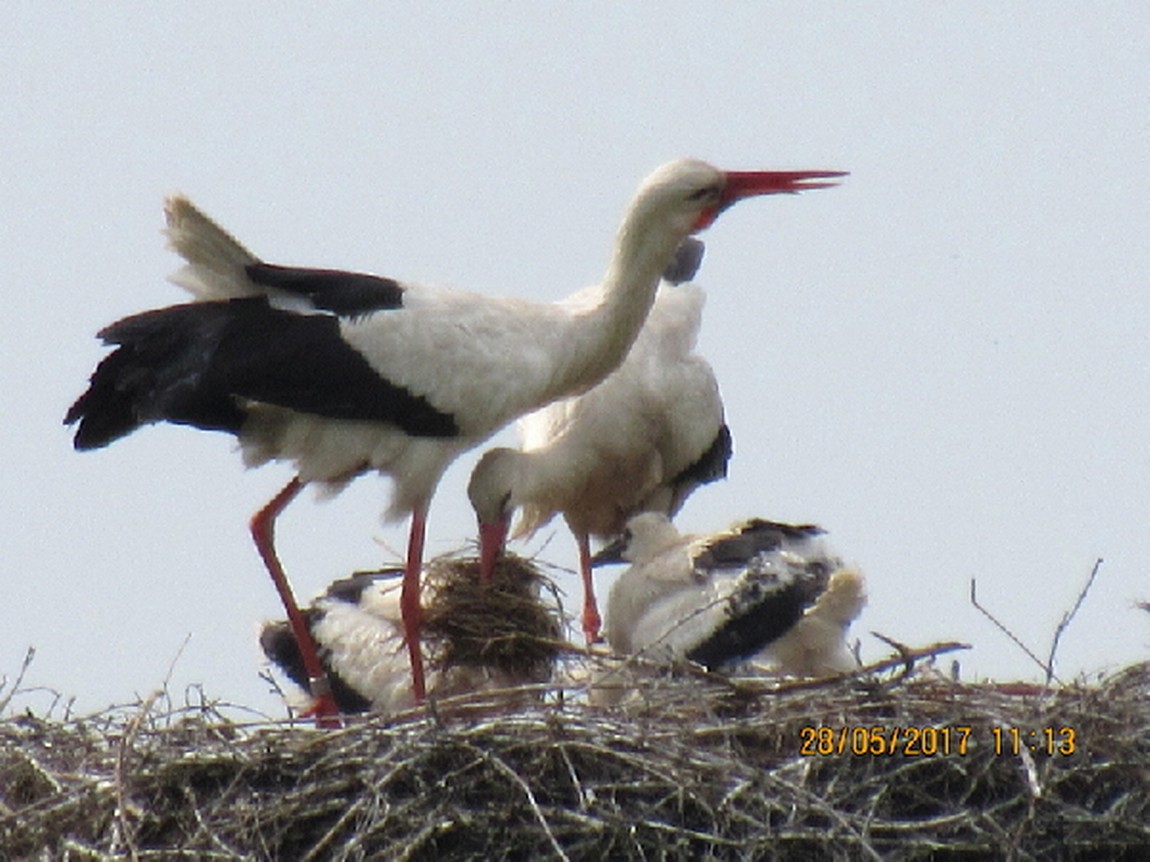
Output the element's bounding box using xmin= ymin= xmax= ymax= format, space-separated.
xmin=420 ymin=553 xmax=564 ymax=681
xmin=2 ymin=656 xmax=1148 ymax=859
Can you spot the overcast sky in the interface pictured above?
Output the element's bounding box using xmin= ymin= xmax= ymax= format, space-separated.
xmin=4 ymin=4 xmax=1147 ymax=719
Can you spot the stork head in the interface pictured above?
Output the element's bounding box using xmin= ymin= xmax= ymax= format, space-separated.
xmin=626 ymin=159 xmax=847 ymax=241
xmin=590 ymin=511 xmax=684 ymax=568
xmin=467 ymin=447 xmax=524 ymax=584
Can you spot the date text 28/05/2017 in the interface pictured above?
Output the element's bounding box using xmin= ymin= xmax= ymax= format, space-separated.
xmin=799 ymin=725 xmax=1077 ymax=757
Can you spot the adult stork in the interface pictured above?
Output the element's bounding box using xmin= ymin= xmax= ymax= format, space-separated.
xmin=596 ymin=513 xmax=866 ymax=675
xmin=468 ymin=236 xmax=731 ymax=644
xmin=65 ymin=159 xmax=846 ymax=724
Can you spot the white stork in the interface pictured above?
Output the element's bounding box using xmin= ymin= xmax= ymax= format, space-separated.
xmin=467 ymin=236 xmax=731 ymax=644
xmin=596 ymin=512 xmax=865 ymax=675
xmin=260 ymin=567 xmax=553 ymax=716
xmin=260 ymin=573 xmax=430 ymax=716
xmin=65 ymin=159 xmax=845 ymax=725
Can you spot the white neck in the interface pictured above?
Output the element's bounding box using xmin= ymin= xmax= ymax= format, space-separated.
xmin=547 ymin=209 xmax=686 ymax=398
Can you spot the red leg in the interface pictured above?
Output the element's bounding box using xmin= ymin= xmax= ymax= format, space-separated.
xmin=577 ymin=533 xmax=602 ymax=645
xmin=401 ymin=504 xmax=428 ymax=704
xmin=251 ymin=477 xmax=342 ymax=728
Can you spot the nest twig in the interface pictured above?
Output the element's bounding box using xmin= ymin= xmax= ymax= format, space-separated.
xmin=3 ymin=660 xmax=1147 ymax=860
xmin=421 ymin=554 xmax=564 ymax=680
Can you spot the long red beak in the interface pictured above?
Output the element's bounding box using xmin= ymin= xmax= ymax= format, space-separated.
xmin=694 ymin=169 xmax=848 ymax=230
xmin=725 ymin=169 xmax=848 ymax=199
xmin=478 ymin=519 xmax=510 ymax=584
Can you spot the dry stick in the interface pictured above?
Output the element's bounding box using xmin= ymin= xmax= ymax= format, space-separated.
xmin=870 ymin=632 xmax=915 ymax=677
xmin=741 ymin=640 xmax=972 ymax=697
xmin=556 ymin=742 xmax=592 ymax=811
xmin=0 ymin=646 xmax=36 ymax=714
xmin=114 ymin=690 xmax=161 ymax=862
xmin=1045 ymin=558 xmax=1103 ymax=685
xmin=472 ymin=743 xmax=572 ymax=862
xmin=300 ymin=797 xmax=370 ymax=862
xmin=160 ymin=633 xmax=193 ymax=708
xmin=969 ymin=579 xmax=1058 ymax=683
xmin=759 ymin=770 xmax=883 ymax=861
xmin=582 ymin=639 xmax=971 ymax=706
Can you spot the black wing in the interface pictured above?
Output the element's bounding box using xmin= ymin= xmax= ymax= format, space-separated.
xmin=691 ymin=519 xmax=823 ymax=571
xmin=66 ymin=298 xmax=458 ymax=450
xmin=665 ymin=423 xmax=732 ymax=514
xmin=684 ymin=578 xmax=811 ymax=670
xmin=246 ymin=263 xmax=405 ymax=317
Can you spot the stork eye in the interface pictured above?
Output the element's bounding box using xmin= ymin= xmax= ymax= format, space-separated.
xmin=687 ymin=185 xmax=719 ymax=202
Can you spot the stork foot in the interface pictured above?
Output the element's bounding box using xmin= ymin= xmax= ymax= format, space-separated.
xmin=582 ymin=603 xmax=603 ymax=646
xmin=301 ymin=675 xmax=343 ymax=729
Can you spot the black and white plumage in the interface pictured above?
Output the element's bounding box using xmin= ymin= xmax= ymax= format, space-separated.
xmin=65 ymin=160 xmax=846 ymax=722
xmin=261 ymin=574 xmax=408 ymax=715
xmin=598 ymin=513 xmax=865 ymax=675
xmin=260 ymin=568 xmax=553 ymax=715
xmin=467 ymin=237 xmax=731 ymax=644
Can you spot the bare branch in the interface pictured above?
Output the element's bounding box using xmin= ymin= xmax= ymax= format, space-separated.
xmin=970 ymin=579 xmax=1057 ymax=683
xmin=0 ymin=646 xmax=37 ymax=714
xmin=1046 ymin=558 xmax=1104 ymax=685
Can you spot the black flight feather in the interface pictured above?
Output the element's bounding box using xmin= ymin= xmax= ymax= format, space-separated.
xmin=66 ymin=297 xmax=458 ymax=450
xmin=246 ymin=263 xmax=405 ymax=317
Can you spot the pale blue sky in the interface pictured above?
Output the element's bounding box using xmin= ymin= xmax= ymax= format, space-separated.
xmin=4 ymin=4 xmax=1147 ymax=717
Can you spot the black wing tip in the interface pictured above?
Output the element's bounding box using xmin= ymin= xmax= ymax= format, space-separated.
xmin=260 ymin=615 xmax=374 ymax=714
xmin=672 ymin=424 xmax=733 ymax=491
xmin=63 ymin=402 xmax=88 ymax=440
xmin=64 ymin=388 xmax=138 ymax=451
xmin=69 ymin=427 xmax=119 ymax=451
